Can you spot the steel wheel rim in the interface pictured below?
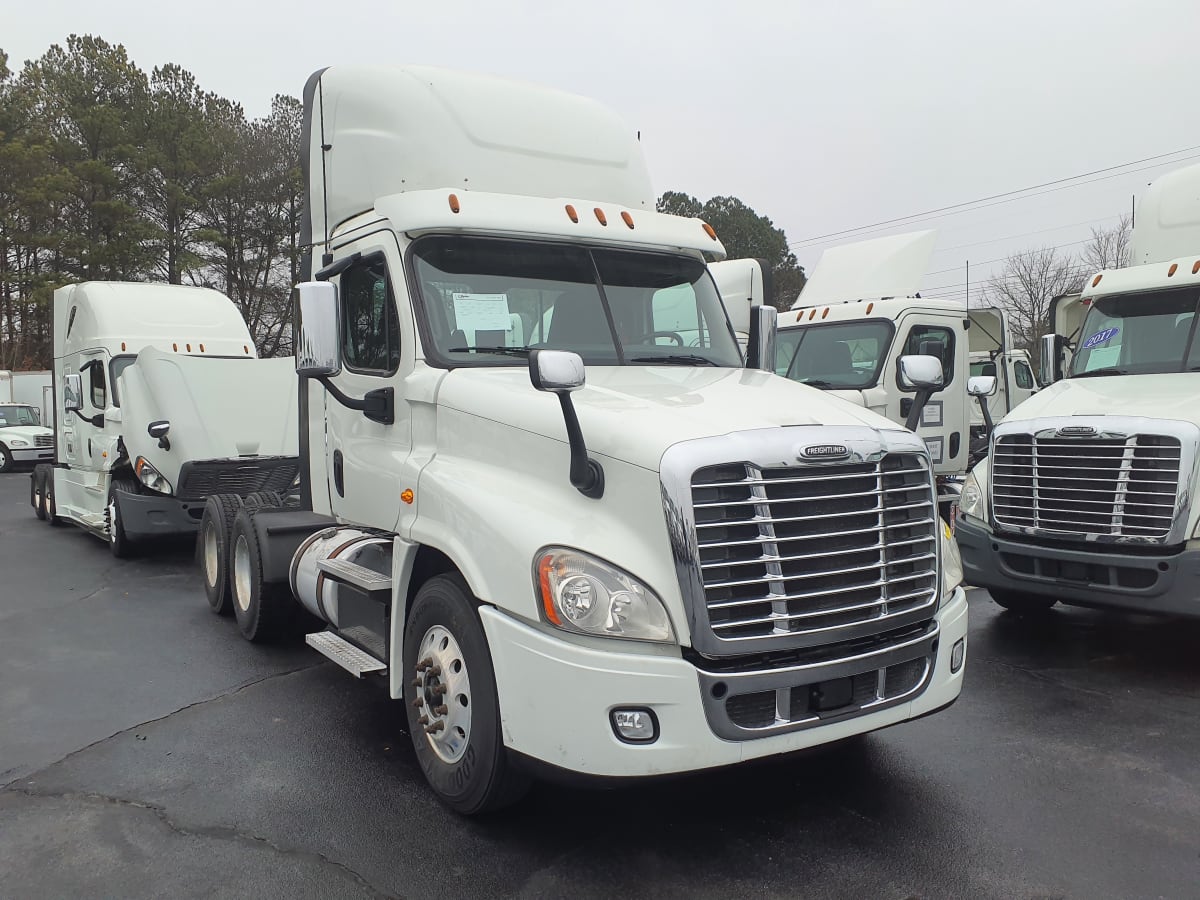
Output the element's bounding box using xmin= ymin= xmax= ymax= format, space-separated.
xmin=415 ymin=625 xmax=473 ymax=764
xmin=42 ymin=483 xmax=51 ymax=517
xmin=203 ymin=523 xmax=219 ymax=586
xmin=233 ymin=535 xmax=252 ymax=613
xmin=107 ymin=498 xmax=117 ymax=543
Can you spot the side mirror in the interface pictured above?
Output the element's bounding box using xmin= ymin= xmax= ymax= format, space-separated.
xmin=148 ymin=419 xmax=171 ymax=450
xmin=296 ymin=281 xmax=341 ymax=377
xmin=64 ymin=373 xmax=83 ymax=413
xmin=1040 ymin=333 xmax=1067 ymax=384
xmin=746 ymin=305 xmax=778 ymax=372
xmin=529 ymin=349 xmax=585 ymax=393
xmin=967 ymin=375 xmax=997 ymax=397
xmin=898 ymin=354 xmax=944 ymax=390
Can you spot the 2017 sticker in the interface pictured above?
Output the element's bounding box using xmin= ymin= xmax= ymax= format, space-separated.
xmin=1082 ymin=327 xmax=1119 ymax=349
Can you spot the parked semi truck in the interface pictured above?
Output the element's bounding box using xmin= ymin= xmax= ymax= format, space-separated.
xmin=0 ymin=369 xmax=54 ymax=428
xmin=957 ymin=161 xmax=1200 ymax=616
xmin=201 ymin=65 xmax=968 ymax=814
xmin=772 ymin=231 xmax=1020 ymax=514
xmin=31 ymin=282 xmax=300 ymax=556
xmin=0 ymin=398 xmax=53 ymax=473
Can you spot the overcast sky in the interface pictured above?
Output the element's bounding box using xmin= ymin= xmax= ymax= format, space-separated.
xmin=7 ymin=0 xmax=1199 ymax=299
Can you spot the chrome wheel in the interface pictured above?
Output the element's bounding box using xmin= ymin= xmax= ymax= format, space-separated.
xmin=233 ymin=534 xmax=252 ymax=613
xmin=203 ymin=522 xmax=219 ymax=587
xmin=414 ymin=625 xmax=472 ymax=764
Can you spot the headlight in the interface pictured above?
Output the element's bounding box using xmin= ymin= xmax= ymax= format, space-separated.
xmin=134 ymin=456 xmax=173 ymax=494
xmin=959 ymin=469 xmax=986 ymax=520
xmin=535 ymin=547 xmax=674 ymax=643
xmin=8 ymin=438 xmax=29 ymax=447
xmin=940 ymin=519 xmax=963 ymax=606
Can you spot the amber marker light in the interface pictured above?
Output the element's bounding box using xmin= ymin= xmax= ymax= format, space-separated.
xmin=594 ymin=207 xmax=608 ymax=226
xmin=448 ymin=193 xmax=460 ymax=213
xmin=621 ymin=211 xmax=635 ymax=229
xmin=866 ymin=303 xmax=874 ymax=314
xmin=1193 ymin=260 xmax=1200 ymax=275
xmin=1168 ymin=263 xmax=1179 ymax=277
xmin=186 ymin=343 xmax=192 ymax=352
xmin=1092 ymin=274 xmax=1103 ymax=287
xmin=172 ymin=343 xmax=178 ymax=351
xmin=537 ymin=554 xmax=563 ymax=626
xmin=808 ymin=309 xmax=816 ymax=320
xmin=199 ymin=343 xmax=205 ymax=352
xmin=565 ymin=204 xmax=579 ymax=223
xmin=822 ymin=308 xmax=830 ymax=319
xmin=401 ymin=489 xmax=414 ymax=505
xmin=244 ymin=345 xmax=250 ymax=354
xmin=121 ymin=342 xmax=127 ymax=351
xmin=702 ymin=222 xmax=717 ymax=241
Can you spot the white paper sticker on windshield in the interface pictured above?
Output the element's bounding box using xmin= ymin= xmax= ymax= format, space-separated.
xmin=453 ymin=293 xmax=512 ymax=333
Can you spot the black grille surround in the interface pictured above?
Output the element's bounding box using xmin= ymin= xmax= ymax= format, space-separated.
xmin=989 ymin=418 xmax=1197 ymax=545
xmin=176 ymin=456 xmax=299 ymax=501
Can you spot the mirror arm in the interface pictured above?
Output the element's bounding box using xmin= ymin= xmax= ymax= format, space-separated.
xmin=977 ymin=393 xmax=995 ymax=437
xmin=904 ymin=387 xmax=934 ymax=432
xmin=555 ymin=392 xmax=604 ymax=499
xmin=315 ymin=252 xmax=361 ymax=281
xmin=316 ymin=376 xmax=394 ymax=425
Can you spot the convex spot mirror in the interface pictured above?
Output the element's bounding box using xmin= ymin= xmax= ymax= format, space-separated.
xmin=967 ymin=375 xmax=997 ymax=397
xmin=63 ymin=373 xmax=83 ymax=413
xmin=147 ymin=420 xmax=170 ymax=439
xmin=296 ymin=281 xmax=341 ymax=378
xmin=898 ymin=354 xmax=944 ymax=390
xmin=529 ymin=349 xmax=585 ymax=393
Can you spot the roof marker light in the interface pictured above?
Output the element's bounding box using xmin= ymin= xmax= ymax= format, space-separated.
xmin=808 ymin=309 xmax=816 ymax=320
xmin=172 ymin=343 xmax=178 ymax=351
xmin=448 ymin=193 xmax=460 ymax=213
xmin=1193 ymin=260 xmax=1200 ymax=275
xmin=866 ymin=302 xmax=874 ymax=314
xmin=199 ymin=343 xmax=205 ymax=352
xmin=621 ymin=211 xmax=634 ymax=229
xmin=565 ymin=204 xmax=579 ymax=223
xmin=121 ymin=342 xmax=126 ymax=351
xmin=702 ymin=222 xmax=718 ymax=241
xmin=822 ymin=308 xmax=830 ymax=319
xmin=1169 ymin=263 xmax=1178 ymax=277
xmin=186 ymin=343 xmax=192 ymax=352
xmin=1092 ymin=274 xmax=1102 ymax=287
xmin=594 ymin=208 xmax=608 ymax=226
xmin=244 ymin=345 xmax=250 ymax=354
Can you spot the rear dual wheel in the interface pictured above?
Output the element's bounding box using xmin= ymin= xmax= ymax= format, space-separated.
xmin=230 ymin=508 xmax=298 ymax=642
xmin=200 ymin=494 xmax=244 ymax=616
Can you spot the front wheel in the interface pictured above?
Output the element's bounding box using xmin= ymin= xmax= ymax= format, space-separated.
xmin=31 ymin=467 xmax=47 ymax=520
xmin=404 ymin=574 xmax=530 ymax=815
xmin=990 ymin=588 xmax=1057 ymax=614
xmin=0 ymin=444 xmax=12 ymax=474
xmin=107 ymin=478 xmax=138 ymax=558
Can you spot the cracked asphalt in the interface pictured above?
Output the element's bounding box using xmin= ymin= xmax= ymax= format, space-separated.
xmin=3 ymin=475 xmax=1200 ymax=899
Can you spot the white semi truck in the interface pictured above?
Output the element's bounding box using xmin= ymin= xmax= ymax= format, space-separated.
xmin=202 ymin=64 xmax=968 ymax=814
xmin=957 ymin=161 xmax=1200 ymax=616
xmin=773 ymin=231 xmax=1029 ymax=514
xmin=31 ymin=282 xmax=300 ymax=556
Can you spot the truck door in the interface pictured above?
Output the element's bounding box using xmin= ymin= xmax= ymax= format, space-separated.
xmin=322 ymin=238 xmax=414 ymax=531
xmin=890 ymin=314 xmax=968 ymax=475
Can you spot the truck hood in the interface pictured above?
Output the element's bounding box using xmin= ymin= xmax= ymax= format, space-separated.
xmin=437 ymin=366 xmax=899 ymax=471
xmin=1001 ymin=374 xmax=1200 ymax=427
xmin=0 ymin=425 xmax=52 ymax=442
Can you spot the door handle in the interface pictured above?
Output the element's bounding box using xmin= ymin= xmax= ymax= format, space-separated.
xmin=333 ymin=449 xmax=345 ymax=497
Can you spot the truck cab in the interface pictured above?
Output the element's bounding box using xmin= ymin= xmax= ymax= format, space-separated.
xmin=957 ymin=161 xmax=1200 ymax=618
xmin=0 ymin=402 xmax=53 ymax=473
xmin=207 ymin=66 xmax=969 ymax=815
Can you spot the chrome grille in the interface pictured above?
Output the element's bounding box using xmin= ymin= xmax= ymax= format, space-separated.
xmin=35 ymin=434 xmax=53 ymax=448
xmin=691 ymin=453 xmax=938 ymax=648
xmin=992 ymin=433 xmax=1181 ymax=539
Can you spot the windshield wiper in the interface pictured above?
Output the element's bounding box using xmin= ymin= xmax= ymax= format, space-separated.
xmin=447 ymin=345 xmax=532 ymax=357
xmin=798 ymin=379 xmax=835 ymax=388
xmin=629 ymin=354 xmax=718 ymax=366
xmin=1071 ymin=366 xmax=1130 ymax=378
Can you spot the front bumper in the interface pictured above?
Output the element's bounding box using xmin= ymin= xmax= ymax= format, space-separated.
xmin=116 ymin=490 xmax=205 ymax=539
xmin=9 ymin=446 xmax=54 ymax=464
xmin=956 ymin=515 xmax=1200 ymax=617
xmin=481 ymin=588 xmax=967 ymax=778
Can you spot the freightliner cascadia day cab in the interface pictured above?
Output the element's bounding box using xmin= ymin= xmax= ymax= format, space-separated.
xmin=773 ymin=231 xmax=1019 ymax=514
xmin=957 ymin=161 xmax=1200 ymax=617
xmin=204 ymin=65 xmax=969 ymax=814
xmin=31 ymin=282 xmax=300 ymax=556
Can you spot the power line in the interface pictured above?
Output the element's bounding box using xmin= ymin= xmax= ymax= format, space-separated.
xmin=930 ymin=215 xmax=1120 ymax=254
xmin=789 ymin=145 xmax=1200 ymax=248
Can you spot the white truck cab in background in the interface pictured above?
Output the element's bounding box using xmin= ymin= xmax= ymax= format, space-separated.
xmin=32 ymin=282 xmax=300 ymax=556
xmin=0 ymin=383 xmax=53 ymax=473
xmin=958 ymin=161 xmax=1200 ymax=617
xmin=203 ymin=65 xmax=969 ymax=815
xmin=773 ymin=230 xmax=1016 ymax=514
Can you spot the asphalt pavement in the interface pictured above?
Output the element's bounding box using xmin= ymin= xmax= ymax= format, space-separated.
xmin=2 ymin=473 xmax=1199 ymax=899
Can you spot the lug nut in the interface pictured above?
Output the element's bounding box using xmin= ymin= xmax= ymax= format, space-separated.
xmin=412 ymin=697 xmax=424 ymax=708
xmin=425 ymin=721 xmax=445 ymax=734
xmin=432 ymin=684 xmax=448 ymax=696
xmin=427 ymin=665 xmax=442 ymax=676
xmin=417 ymin=715 xmax=429 ymax=726
xmin=434 ymin=705 xmax=448 ymax=716
xmin=411 ymin=677 xmax=421 ymax=688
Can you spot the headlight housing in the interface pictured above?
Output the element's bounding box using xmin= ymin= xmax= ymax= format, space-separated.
xmin=8 ymin=438 xmax=29 ymax=447
xmin=940 ymin=519 xmax=963 ymax=606
xmin=134 ymin=456 xmax=173 ymax=494
xmin=959 ymin=468 xmax=986 ymax=521
xmin=535 ymin=547 xmax=674 ymax=643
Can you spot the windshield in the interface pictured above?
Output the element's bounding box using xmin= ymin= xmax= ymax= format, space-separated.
xmin=775 ymin=320 xmax=894 ymax=389
xmin=410 ymin=236 xmax=742 ymax=367
xmin=1070 ymin=289 xmax=1200 ymax=377
xmin=0 ymin=404 xmax=41 ymax=427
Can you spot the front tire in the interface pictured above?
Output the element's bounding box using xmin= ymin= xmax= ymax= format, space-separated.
xmin=230 ymin=509 xmax=296 ymax=642
xmin=199 ymin=494 xmax=244 ymax=616
xmin=32 ymin=467 xmax=47 ymax=520
xmin=990 ymin=588 xmax=1057 ymax=614
xmin=404 ymin=574 xmax=530 ymax=815
xmin=0 ymin=444 xmax=12 ymax=474
xmin=107 ymin=477 xmax=138 ymax=558
xmin=44 ymin=471 xmax=61 ymax=526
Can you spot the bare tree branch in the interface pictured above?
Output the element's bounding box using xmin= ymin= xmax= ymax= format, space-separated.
xmin=984 ymin=246 xmax=1085 ymax=368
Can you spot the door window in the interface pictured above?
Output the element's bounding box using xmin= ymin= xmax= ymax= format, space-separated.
xmin=89 ymin=360 xmax=107 ymax=409
xmin=1014 ymin=360 xmax=1035 ymax=389
xmin=341 ymin=256 xmax=400 ymax=374
xmin=900 ymin=325 xmax=955 ymax=388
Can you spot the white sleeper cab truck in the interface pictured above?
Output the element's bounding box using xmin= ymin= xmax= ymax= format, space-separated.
xmin=773 ymin=231 xmax=1004 ymax=514
xmin=203 ymin=65 xmax=968 ymax=815
xmin=0 ymin=398 xmax=54 ymax=473
xmin=957 ymin=161 xmax=1200 ymax=616
xmin=32 ymin=282 xmax=300 ymax=557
